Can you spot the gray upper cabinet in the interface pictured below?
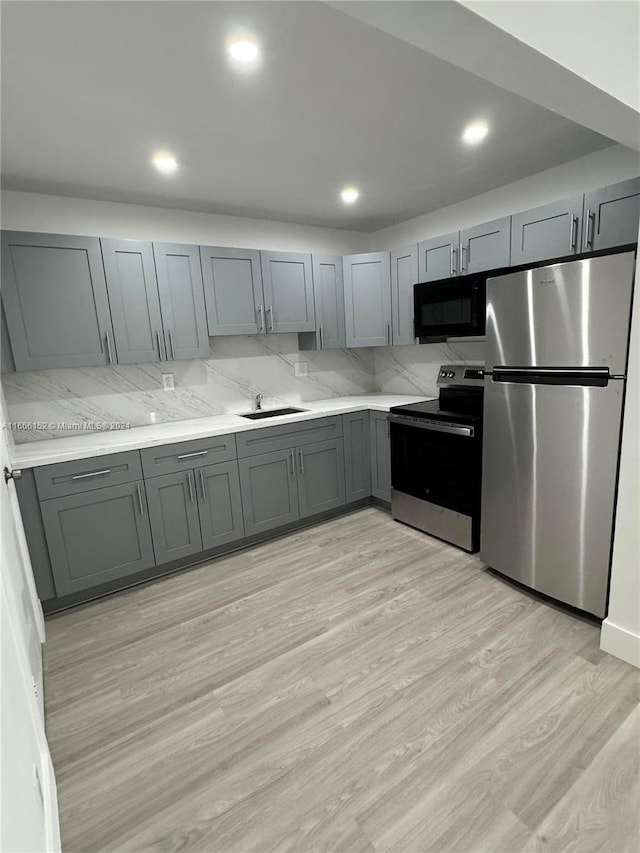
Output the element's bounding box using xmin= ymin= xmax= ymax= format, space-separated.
xmin=39 ymin=480 xmax=154 ymax=596
xmin=583 ymin=177 xmax=640 ymax=252
xmin=261 ymin=251 xmax=315 ymax=333
xmin=343 ymin=411 xmax=371 ymax=503
xmin=201 ymin=246 xmax=264 ymax=336
xmin=101 ymin=239 xmax=165 ymax=364
xmin=391 ymin=245 xmax=418 ymax=345
xmin=153 ymin=242 xmax=209 ymax=360
xmin=343 ymin=252 xmax=392 ymax=348
xmin=145 ymin=470 xmax=203 ymax=565
xmin=1 ymin=231 xmax=114 ymax=371
xmin=459 ymin=217 xmax=511 ymax=275
xmin=370 ymin=411 xmax=391 ymax=502
xmin=418 ymin=232 xmax=458 ymax=281
xmin=297 ymin=438 xmax=346 ymax=519
xmin=312 ymin=255 xmax=346 ymax=349
xmin=510 ymin=197 xmax=583 ymax=267
xmin=239 ymin=448 xmax=299 ymax=537
xmin=197 ymin=460 xmax=245 ymax=550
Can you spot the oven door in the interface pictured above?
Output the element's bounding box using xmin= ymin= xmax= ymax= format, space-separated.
xmin=389 ymin=415 xmax=481 ymax=550
xmin=414 ymin=276 xmax=485 ymax=340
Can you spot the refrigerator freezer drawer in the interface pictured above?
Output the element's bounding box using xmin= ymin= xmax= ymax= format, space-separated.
xmin=480 ymin=379 xmax=624 ymax=617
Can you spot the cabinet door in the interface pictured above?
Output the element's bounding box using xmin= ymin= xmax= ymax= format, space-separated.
xmin=261 ymin=251 xmax=315 ymax=333
xmin=196 ymin=460 xmax=245 ymax=550
xmin=239 ymin=448 xmax=299 ymax=536
xmin=391 ymin=245 xmax=418 ymax=345
xmin=153 ymin=243 xmax=209 ymax=360
xmin=583 ymin=177 xmax=640 ymax=252
xmin=1 ymin=302 xmax=15 ymax=372
xmin=297 ymin=438 xmax=346 ymax=519
xmin=459 ymin=217 xmax=511 ymax=275
xmin=343 ymin=252 xmax=392 ymax=348
xmin=200 ymin=246 xmax=265 ymax=336
xmin=1 ymin=231 xmax=114 ymax=371
xmin=313 ymin=254 xmax=345 ymax=349
xmin=510 ymin=197 xmax=583 ymax=266
xmin=370 ymin=411 xmax=391 ymax=501
xmin=145 ymin=470 xmax=202 ymax=565
xmin=343 ymin=411 xmax=371 ymax=502
xmin=418 ymin=232 xmax=458 ymax=281
xmin=101 ymin=239 xmax=165 ymax=364
xmin=39 ymin=481 xmax=154 ymax=595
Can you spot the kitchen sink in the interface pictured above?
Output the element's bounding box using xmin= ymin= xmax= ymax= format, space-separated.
xmin=241 ymin=407 xmax=308 ymax=420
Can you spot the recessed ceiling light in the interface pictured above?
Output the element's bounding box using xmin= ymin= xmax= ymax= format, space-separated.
xmin=152 ymin=154 xmax=179 ymax=175
xmin=462 ymin=121 xmax=489 ymax=146
xmin=341 ymin=187 xmax=359 ymax=205
xmin=228 ymin=40 xmax=259 ymax=62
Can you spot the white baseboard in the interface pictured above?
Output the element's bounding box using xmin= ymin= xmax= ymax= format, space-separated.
xmin=600 ymin=618 xmax=640 ymax=669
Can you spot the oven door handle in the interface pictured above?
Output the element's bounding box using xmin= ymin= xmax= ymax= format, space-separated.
xmin=388 ymin=414 xmax=474 ymax=437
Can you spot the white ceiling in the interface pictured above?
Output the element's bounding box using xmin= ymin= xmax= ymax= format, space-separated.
xmin=1 ymin=1 xmax=615 ymax=232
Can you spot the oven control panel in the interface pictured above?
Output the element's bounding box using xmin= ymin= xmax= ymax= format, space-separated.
xmin=437 ymin=364 xmax=485 ymax=386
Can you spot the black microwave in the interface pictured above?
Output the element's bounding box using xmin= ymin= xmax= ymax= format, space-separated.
xmin=414 ymin=274 xmax=486 ymax=341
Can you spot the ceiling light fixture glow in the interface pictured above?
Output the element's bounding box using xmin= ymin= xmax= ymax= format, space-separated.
xmin=462 ymin=121 xmax=489 ymax=146
xmin=228 ymin=40 xmax=259 ymax=62
xmin=341 ymin=187 xmax=359 ymax=204
xmin=152 ymin=154 xmax=179 ymax=175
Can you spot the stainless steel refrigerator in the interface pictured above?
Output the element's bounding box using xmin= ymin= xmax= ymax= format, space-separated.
xmin=481 ymin=251 xmax=635 ymax=618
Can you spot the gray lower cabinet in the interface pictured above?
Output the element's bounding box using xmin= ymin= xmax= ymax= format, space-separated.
xmin=390 ymin=245 xmax=418 ymax=345
xmin=261 ymin=251 xmax=315 ymax=333
xmin=343 ymin=252 xmax=392 ymax=348
xmin=459 ymin=217 xmax=511 ymax=274
xmin=197 ymin=461 xmax=245 ymax=550
xmin=343 ymin=411 xmax=371 ymax=502
xmin=418 ymin=232 xmax=458 ymax=281
xmin=239 ymin=448 xmax=299 ymax=536
xmin=510 ymin=197 xmax=583 ymax=266
xmin=583 ymin=177 xmax=640 ymax=252
xmin=153 ymin=242 xmax=209 ymax=360
xmin=145 ymin=470 xmax=203 ymax=564
xmin=201 ymin=246 xmax=264 ymax=335
xmin=370 ymin=411 xmax=391 ymax=501
xmin=297 ymin=439 xmax=346 ymax=518
xmin=101 ymin=238 xmax=165 ymax=364
xmin=299 ymin=255 xmax=345 ymax=350
xmin=39 ymin=481 xmax=154 ymax=595
xmin=1 ymin=231 xmax=115 ymax=371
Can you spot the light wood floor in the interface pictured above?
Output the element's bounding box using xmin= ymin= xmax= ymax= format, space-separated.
xmin=43 ymin=507 xmax=639 ymax=853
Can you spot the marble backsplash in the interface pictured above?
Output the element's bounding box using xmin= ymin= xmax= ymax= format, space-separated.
xmin=2 ymin=335 xmax=485 ymax=442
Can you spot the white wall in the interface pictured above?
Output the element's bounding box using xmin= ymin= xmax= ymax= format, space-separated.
xmin=462 ymin=1 xmax=640 ymax=113
xmin=370 ymin=144 xmax=640 ymax=249
xmin=0 ymin=190 xmax=368 ymax=255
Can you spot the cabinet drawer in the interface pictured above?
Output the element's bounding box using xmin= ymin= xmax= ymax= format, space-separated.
xmin=140 ymin=434 xmax=237 ymax=477
xmin=34 ymin=451 xmax=142 ymax=500
xmin=236 ymin=416 xmax=343 ymax=458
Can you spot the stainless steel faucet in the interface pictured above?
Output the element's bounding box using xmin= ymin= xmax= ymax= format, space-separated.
xmin=255 ymin=393 xmax=264 ymax=411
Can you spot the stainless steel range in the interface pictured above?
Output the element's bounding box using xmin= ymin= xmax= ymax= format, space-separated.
xmin=389 ymin=365 xmax=485 ymax=552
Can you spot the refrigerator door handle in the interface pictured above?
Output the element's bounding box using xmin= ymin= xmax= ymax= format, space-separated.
xmin=492 ymin=366 xmax=610 ymax=387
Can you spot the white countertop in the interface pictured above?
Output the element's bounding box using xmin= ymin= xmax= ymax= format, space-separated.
xmin=10 ymin=394 xmax=432 ymax=468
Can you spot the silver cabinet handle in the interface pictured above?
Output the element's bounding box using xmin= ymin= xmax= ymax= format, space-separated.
xmin=177 ymin=450 xmax=208 ymax=460
xmin=258 ymin=305 xmax=265 ymax=332
xmin=104 ymin=331 xmax=113 ymax=364
xmin=449 ymin=245 xmax=454 ymax=276
xmin=569 ymin=215 xmax=578 ymax=252
xmin=584 ymin=208 xmax=595 ymax=249
xmin=387 ymin=322 xmax=391 ymax=345
xmin=198 ymin=469 xmax=206 ymax=500
xmin=187 ymin=471 xmax=195 ymax=503
xmin=460 ymin=243 xmax=466 ymax=274
xmin=297 ymin=447 xmax=304 ymax=475
xmin=267 ymin=305 xmax=274 ymax=332
xmin=319 ymin=324 xmax=324 ymax=350
xmin=156 ymin=330 xmax=164 ymax=360
xmin=167 ymin=329 xmax=176 ymax=360
xmin=71 ymin=469 xmax=111 ymax=480
xmin=289 ymin=449 xmax=295 ymax=478
xmin=451 ymin=246 xmax=457 ymax=276
xmin=136 ymin=483 xmax=145 ymax=516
